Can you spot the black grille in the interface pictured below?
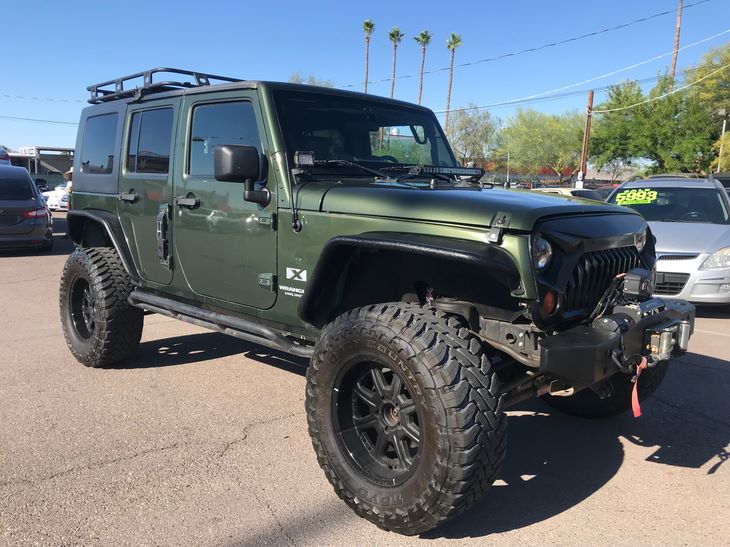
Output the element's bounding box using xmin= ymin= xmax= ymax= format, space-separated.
xmin=657 ymin=254 xmax=698 ymax=261
xmin=563 ymin=247 xmax=643 ymax=315
xmin=654 ymin=272 xmax=690 ymax=296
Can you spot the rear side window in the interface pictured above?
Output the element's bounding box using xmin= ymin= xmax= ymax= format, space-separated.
xmin=127 ymin=108 xmax=174 ymax=174
xmin=0 ymin=172 xmax=34 ymax=200
xmin=80 ymin=113 xmax=118 ymax=175
xmin=188 ymin=102 xmax=261 ymax=177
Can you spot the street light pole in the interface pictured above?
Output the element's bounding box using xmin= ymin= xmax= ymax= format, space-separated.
xmin=576 ymin=89 xmax=594 ymax=189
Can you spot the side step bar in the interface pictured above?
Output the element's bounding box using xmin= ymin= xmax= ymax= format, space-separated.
xmin=128 ymin=290 xmax=314 ymax=358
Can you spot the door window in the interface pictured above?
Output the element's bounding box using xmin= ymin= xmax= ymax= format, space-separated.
xmin=188 ymin=102 xmax=261 ymax=177
xmin=80 ymin=113 xmax=118 ymax=174
xmin=127 ymin=108 xmax=174 ymax=174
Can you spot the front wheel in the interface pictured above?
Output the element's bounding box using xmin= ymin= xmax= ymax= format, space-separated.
xmin=59 ymin=247 xmax=143 ymax=367
xmin=306 ymin=303 xmax=507 ymax=535
xmin=542 ymin=361 xmax=670 ymax=418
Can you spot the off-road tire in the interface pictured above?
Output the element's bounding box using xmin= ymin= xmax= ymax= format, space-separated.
xmin=59 ymin=247 xmax=143 ymax=367
xmin=306 ymin=303 xmax=507 ymax=535
xmin=542 ymin=361 xmax=669 ymax=418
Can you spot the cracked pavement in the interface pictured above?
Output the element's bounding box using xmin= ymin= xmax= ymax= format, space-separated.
xmin=1 ymin=214 xmax=728 ymax=546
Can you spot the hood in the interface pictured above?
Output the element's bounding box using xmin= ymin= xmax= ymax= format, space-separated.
xmin=650 ymin=221 xmax=730 ymax=254
xmin=302 ymin=184 xmax=635 ymax=231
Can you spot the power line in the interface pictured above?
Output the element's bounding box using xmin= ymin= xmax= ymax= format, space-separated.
xmin=436 ymin=27 xmax=730 ymax=115
xmin=0 ymin=114 xmax=78 ymax=125
xmin=592 ymin=62 xmax=730 ymax=113
xmin=0 ymin=93 xmax=84 ymax=104
xmin=340 ymin=0 xmax=715 ymax=88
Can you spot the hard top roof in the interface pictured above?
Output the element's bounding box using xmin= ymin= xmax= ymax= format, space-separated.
xmin=85 ymin=67 xmax=432 ymax=112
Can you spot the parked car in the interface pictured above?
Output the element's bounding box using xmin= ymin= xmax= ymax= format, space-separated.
xmin=43 ymin=184 xmax=70 ymax=211
xmin=607 ymin=177 xmax=730 ymax=305
xmin=0 ymin=165 xmax=53 ymax=251
xmin=532 ymin=186 xmax=603 ymax=201
xmin=711 ymin=172 xmax=730 ymax=194
xmin=591 ymin=186 xmax=618 ymax=201
xmin=0 ymin=148 xmax=10 ymax=165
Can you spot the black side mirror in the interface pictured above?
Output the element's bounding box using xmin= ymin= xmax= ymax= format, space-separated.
xmin=214 ymin=145 xmax=270 ymax=207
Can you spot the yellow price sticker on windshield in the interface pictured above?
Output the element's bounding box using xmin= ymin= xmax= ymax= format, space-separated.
xmin=615 ymin=188 xmax=658 ymax=205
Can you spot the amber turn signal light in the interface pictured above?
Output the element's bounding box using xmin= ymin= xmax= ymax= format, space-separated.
xmin=542 ymin=290 xmax=557 ymax=315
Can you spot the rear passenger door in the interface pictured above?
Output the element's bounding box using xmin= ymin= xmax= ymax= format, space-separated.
xmin=118 ymin=99 xmax=179 ymax=286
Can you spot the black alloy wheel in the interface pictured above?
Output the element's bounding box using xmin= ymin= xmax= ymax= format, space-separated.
xmin=333 ymin=361 xmax=422 ymax=486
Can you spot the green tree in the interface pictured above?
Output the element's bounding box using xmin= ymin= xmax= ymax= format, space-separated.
xmin=363 ymin=19 xmax=376 ymax=94
xmin=444 ymin=33 xmax=462 ymax=132
xmin=503 ymin=109 xmax=583 ymax=183
xmin=414 ymin=30 xmax=432 ymax=105
xmin=590 ymin=80 xmax=645 ymax=171
xmin=711 ymin=130 xmax=730 ymax=172
xmin=288 ymin=72 xmax=334 ymax=87
xmin=388 ymin=27 xmax=405 ymax=99
xmin=447 ymin=104 xmax=499 ymax=164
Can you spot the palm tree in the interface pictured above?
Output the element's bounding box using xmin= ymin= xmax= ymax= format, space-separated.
xmin=388 ymin=27 xmax=405 ymax=98
xmin=363 ymin=19 xmax=375 ymax=94
xmin=414 ymin=30 xmax=432 ymax=105
xmin=444 ymin=33 xmax=463 ymax=132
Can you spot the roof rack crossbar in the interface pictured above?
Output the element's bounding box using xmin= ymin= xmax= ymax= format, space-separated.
xmin=87 ymin=67 xmax=242 ymax=104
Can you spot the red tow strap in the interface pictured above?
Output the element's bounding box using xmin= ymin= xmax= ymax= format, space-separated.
xmin=631 ymin=357 xmax=648 ymax=418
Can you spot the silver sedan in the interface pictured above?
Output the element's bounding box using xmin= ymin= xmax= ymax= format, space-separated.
xmin=608 ymin=178 xmax=730 ymax=305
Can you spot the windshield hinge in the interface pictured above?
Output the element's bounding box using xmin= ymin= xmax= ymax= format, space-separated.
xmin=488 ymin=212 xmax=511 ymax=244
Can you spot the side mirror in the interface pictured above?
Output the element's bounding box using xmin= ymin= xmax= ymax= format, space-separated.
xmin=214 ymin=145 xmax=270 ymax=207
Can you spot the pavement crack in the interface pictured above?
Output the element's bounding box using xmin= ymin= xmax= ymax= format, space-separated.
xmin=217 ymin=411 xmax=304 ymax=459
xmin=0 ymin=441 xmax=187 ymax=488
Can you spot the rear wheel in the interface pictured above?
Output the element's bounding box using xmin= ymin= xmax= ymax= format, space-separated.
xmin=59 ymin=247 xmax=143 ymax=367
xmin=542 ymin=361 xmax=669 ymax=418
xmin=306 ymin=303 xmax=507 ymax=535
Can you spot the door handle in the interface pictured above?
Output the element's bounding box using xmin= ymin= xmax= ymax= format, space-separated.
xmin=174 ymin=195 xmax=201 ymax=209
xmin=119 ymin=191 xmax=138 ymax=203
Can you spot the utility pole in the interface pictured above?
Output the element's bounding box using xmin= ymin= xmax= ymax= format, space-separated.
xmin=670 ymin=0 xmax=683 ymax=84
xmin=576 ymin=89 xmax=594 ymax=189
xmin=718 ymin=119 xmax=727 ymax=173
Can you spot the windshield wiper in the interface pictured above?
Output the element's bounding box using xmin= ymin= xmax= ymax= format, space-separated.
xmin=313 ymin=159 xmax=388 ymax=179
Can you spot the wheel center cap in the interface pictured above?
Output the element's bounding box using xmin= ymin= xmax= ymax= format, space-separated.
xmin=382 ymin=402 xmax=400 ymax=426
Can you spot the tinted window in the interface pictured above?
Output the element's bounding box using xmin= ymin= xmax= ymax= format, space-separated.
xmin=0 ymin=172 xmax=34 ymax=200
xmin=127 ymin=108 xmax=174 ymax=174
xmin=609 ymin=186 xmax=730 ymax=224
xmin=189 ymin=102 xmax=261 ymax=177
xmin=572 ymin=189 xmax=602 ymax=200
xmin=80 ymin=113 xmax=118 ymax=174
xmin=274 ymin=90 xmax=456 ymax=168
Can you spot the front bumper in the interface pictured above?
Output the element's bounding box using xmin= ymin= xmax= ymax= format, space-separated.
xmin=539 ymin=298 xmax=695 ymax=390
xmin=655 ymin=255 xmax=730 ymax=304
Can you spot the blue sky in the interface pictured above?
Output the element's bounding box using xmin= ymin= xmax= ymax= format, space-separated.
xmin=2 ymin=0 xmax=729 ymax=149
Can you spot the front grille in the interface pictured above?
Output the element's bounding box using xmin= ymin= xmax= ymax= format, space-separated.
xmin=654 ymin=272 xmax=690 ymax=296
xmin=562 ymin=247 xmax=643 ymax=315
xmin=657 ymin=254 xmax=698 ymax=261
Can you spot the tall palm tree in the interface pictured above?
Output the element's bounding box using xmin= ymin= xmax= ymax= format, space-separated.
xmin=363 ymin=19 xmax=375 ymax=94
xmin=444 ymin=33 xmax=462 ymax=132
xmin=414 ymin=30 xmax=432 ymax=105
xmin=388 ymin=27 xmax=405 ymax=98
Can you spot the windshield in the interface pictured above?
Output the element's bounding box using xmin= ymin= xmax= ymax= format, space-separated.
xmin=0 ymin=173 xmax=34 ymax=200
xmin=609 ymin=186 xmax=730 ymax=224
xmin=274 ymin=90 xmax=457 ymax=170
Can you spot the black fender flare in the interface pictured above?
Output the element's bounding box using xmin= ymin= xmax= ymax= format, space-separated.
xmin=298 ymin=232 xmax=523 ymax=328
xmin=67 ymin=209 xmax=140 ymax=284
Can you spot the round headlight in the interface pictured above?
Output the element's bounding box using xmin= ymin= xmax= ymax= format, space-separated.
xmin=635 ymin=228 xmax=647 ymax=253
xmin=532 ymin=237 xmax=553 ymax=270
xmin=701 ymin=246 xmax=730 ymax=269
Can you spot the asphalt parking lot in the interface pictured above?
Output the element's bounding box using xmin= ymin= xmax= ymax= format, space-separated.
xmin=1 ymin=213 xmax=729 ymax=546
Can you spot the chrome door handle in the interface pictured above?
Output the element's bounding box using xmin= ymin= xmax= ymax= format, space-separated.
xmin=174 ymin=195 xmax=200 ymax=209
xmin=119 ymin=191 xmax=138 ymax=203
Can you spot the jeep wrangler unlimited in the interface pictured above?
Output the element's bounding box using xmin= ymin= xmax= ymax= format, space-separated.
xmin=60 ymin=68 xmax=695 ymax=535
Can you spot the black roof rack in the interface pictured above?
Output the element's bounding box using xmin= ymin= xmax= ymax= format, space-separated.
xmin=87 ymin=67 xmax=242 ymax=104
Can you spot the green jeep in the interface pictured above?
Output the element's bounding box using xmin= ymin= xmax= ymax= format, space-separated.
xmin=60 ymin=68 xmax=695 ymax=535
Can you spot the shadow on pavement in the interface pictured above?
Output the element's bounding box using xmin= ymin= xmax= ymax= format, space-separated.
xmin=115 ymin=331 xmax=308 ymax=376
xmin=694 ymin=305 xmax=730 ymax=319
xmin=427 ymin=357 xmax=730 ymax=539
